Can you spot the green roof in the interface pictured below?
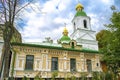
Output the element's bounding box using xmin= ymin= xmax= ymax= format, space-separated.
xmin=75 ymin=11 xmax=87 ymax=17
xmin=11 ymin=42 xmax=99 ymax=53
xmin=60 ymin=35 xmax=71 ymax=42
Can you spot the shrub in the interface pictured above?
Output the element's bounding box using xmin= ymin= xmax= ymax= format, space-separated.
xmin=52 ymin=71 xmax=58 ymax=80
xmin=80 ymin=72 xmax=87 ymax=80
xmin=71 ymin=76 xmax=76 ymax=80
xmin=34 ymin=75 xmax=40 ymax=80
xmin=105 ymin=72 xmax=112 ymax=80
xmin=22 ymin=76 xmax=30 ymax=80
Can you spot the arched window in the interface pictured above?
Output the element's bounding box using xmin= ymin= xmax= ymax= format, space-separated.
xmin=71 ymin=42 xmax=74 ymax=48
xmin=74 ymin=22 xmax=76 ymax=27
xmin=74 ymin=22 xmax=76 ymax=31
xmin=83 ymin=20 xmax=87 ymax=28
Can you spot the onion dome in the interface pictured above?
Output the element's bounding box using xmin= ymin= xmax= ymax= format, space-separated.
xmin=75 ymin=3 xmax=84 ymax=11
xmin=75 ymin=3 xmax=87 ymax=17
xmin=59 ymin=27 xmax=71 ymax=43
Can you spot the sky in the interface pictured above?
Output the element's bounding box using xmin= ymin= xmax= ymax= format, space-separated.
xmin=17 ymin=0 xmax=120 ymax=43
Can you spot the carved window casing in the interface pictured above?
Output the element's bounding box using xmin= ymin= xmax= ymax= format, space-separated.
xmin=25 ymin=55 xmax=34 ymax=70
xmin=51 ymin=57 xmax=58 ymax=71
xmin=70 ymin=58 xmax=76 ymax=72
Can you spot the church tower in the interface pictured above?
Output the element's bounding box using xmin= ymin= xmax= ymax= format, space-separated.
xmin=71 ymin=3 xmax=98 ymax=50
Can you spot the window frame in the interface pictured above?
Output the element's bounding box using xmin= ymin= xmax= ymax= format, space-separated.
xmin=71 ymin=42 xmax=75 ymax=48
xmin=51 ymin=57 xmax=58 ymax=71
xmin=70 ymin=58 xmax=76 ymax=72
xmin=25 ymin=55 xmax=34 ymax=70
xmin=83 ymin=20 xmax=87 ymax=28
xmin=86 ymin=59 xmax=92 ymax=72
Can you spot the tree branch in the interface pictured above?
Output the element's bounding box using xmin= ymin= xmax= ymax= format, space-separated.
xmin=1 ymin=0 xmax=8 ymax=22
xmin=8 ymin=0 xmax=12 ymax=22
xmin=15 ymin=0 xmax=33 ymax=16
xmin=11 ymin=0 xmax=17 ymax=24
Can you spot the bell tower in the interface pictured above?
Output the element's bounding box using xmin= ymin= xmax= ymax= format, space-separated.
xmin=72 ymin=3 xmax=91 ymax=32
xmin=71 ymin=3 xmax=98 ymax=51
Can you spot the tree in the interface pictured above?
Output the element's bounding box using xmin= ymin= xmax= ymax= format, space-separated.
xmin=96 ymin=30 xmax=111 ymax=51
xmin=102 ymin=6 xmax=120 ymax=77
xmin=0 ymin=0 xmax=34 ymax=79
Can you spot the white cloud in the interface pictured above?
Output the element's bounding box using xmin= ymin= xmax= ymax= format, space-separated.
xmin=53 ymin=17 xmax=69 ymax=24
xmin=19 ymin=0 xmax=75 ymax=43
xmin=18 ymin=0 xmax=116 ymax=42
xmin=101 ymin=0 xmax=113 ymax=5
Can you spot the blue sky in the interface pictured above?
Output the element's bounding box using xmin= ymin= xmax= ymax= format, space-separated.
xmin=18 ymin=0 xmax=120 ymax=42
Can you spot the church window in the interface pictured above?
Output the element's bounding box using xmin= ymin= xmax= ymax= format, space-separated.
xmin=25 ymin=55 xmax=34 ymax=70
xmin=96 ymin=63 xmax=99 ymax=66
xmin=70 ymin=58 xmax=76 ymax=72
xmin=83 ymin=20 xmax=87 ymax=28
xmin=74 ymin=22 xmax=76 ymax=27
xmin=86 ymin=59 xmax=92 ymax=72
xmin=51 ymin=57 xmax=58 ymax=71
xmin=71 ymin=42 xmax=74 ymax=48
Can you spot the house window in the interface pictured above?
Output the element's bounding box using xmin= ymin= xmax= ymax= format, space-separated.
xmin=70 ymin=58 xmax=76 ymax=72
xmin=51 ymin=57 xmax=58 ymax=71
xmin=86 ymin=59 xmax=92 ymax=72
xmin=25 ymin=55 xmax=34 ymax=70
xmin=83 ymin=20 xmax=87 ymax=28
xmin=71 ymin=42 xmax=74 ymax=48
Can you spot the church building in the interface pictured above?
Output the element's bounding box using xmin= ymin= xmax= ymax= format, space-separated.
xmin=1 ymin=3 xmax=102 ymax=80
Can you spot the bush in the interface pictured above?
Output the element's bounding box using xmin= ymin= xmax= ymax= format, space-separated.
xmin=34 ymin=75 xmax=40 ymax=80
xmin=22 ymin=76 xmax=30 ymax=80
xmin=92 ymin=72 xmax=99 ymax=80
xmin=52 ymin=71 xmax=58 ymax=80
xmin=80 ymin=72 xmax=87 ymax=80
xmin=8 ymin=77 xmax=14 ymax=80
xmin=105 ymin=72 xmax=112 ymax=80
xmin=71 ymin=76 xmax=76 ymax=80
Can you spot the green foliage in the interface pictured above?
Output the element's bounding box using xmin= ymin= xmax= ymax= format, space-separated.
xmin=52 ymin=71 xmax=58 ymax=80
xmin=92 ymin=72 xmax=105 ymax=80
xmin=8 ymin=77 xmax=14 ymax=80
xmin=96 ymin=30 xmax=111 ymax=51
xmin=27 ymin=78 xmax=30 ymax=80
xmin=22 ymin=76 xmax=27 ymax=80
xmin=22 ymin=76 xmax=30 ymax=80
xmin=34 ymin=75 xmax=40 ymax=80
xmin=92 ymin=72 xmax=99 ymax=80
xmin=104 ymin=72 xmax=113 ymax=80
xmin=71 ymin=76 xmax=76 ymax=80
xmin=99 ymin=72 xmax=105 ymax=80
xmin=80 ymin=72 xmax=87 ymax=80
xmin=64 ymin=73 xmax=70 ymax=80
xmin=97 ymin=6 xmax=120 ymax=76
xmin=65 ymin=77 xmax=69 ymax=80
xmin=34 ymin=75 xmax=43 ymax=80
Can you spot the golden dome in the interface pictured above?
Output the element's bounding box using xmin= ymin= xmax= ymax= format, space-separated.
xmin=63 ymin=27 xmax=68 ymax=36
xmin=75 ymin=3 xmax=84 ymax=11
xmin=63 ymin=27 xmax=68 ymax=33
